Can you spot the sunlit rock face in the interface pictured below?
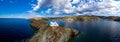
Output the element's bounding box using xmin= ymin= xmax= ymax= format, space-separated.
xmin=28 ymin=18 xmax=79 ymax=42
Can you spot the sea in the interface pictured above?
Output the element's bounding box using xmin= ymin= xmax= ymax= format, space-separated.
xmin=0 ymin=18 xmax=120 ymax=42
xmin=0 ymin=18 xmax=34 ymax=42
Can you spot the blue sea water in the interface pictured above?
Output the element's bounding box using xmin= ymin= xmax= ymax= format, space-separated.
xmin=1 ymin=18 xmax=120 ymax=42
xmin=0 ymin=18 xmax=34 ymax=42
xmin=47 ymin=20 xmax=120 ymax=42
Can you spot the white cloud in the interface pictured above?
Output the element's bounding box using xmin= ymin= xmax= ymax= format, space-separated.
xmin=30 ymin=0 xmax=75 ymax=14
xmin=74 ymin=0 xmax=120 ymax=15
xmin=52 ymin=0 xmax=74 ymax=14
xmin=71 ymin=0 xmax=80 ymax=4
xmin=29 ymin=0 xmax=120 ymax=16
xmin=33 ymin=0 xmax=42 ymax=11
xmin=0 ymin=13 xmax=36 ymax=18
xmin=46 ymin=8 xmax=52 ymax=14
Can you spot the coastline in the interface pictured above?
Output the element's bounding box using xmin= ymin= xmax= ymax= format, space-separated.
xmin=27 ymin=18 xmax=80 ymax=42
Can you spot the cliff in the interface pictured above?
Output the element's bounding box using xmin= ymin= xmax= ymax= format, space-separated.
xmin=28 ymin=18 xmax=79 ymax=42
xmin=28 ymin=16 xmax=113 ymax=42
xmin=62 ymin=16 xmax=101 ymax=22
xmin=100 ymin=16 xmax=120 ymax=21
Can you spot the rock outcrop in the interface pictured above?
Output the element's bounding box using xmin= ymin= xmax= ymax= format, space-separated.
xmin=28 ymin=18 xmax=79 ymax=42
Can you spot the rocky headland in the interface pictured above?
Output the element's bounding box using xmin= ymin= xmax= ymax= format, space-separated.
xmin=28 ymin=18 xmax=79 ymax=42
xmin=26 ymin=16 xmax=120 ymax=42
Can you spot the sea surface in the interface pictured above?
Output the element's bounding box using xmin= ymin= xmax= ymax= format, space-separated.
xmin=47 ymin=20 xmax=120 ymax=42
xmin=0 ymin=18 xmax=34 ymax=42
xmin=1 ymin=18 xmax=120 ymax=42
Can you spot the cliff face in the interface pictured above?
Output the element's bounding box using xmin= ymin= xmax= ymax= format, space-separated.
xmin=28 ymin=18 xmax=79 ymax=42
xmin=63 ymin=16 xmax=101 ymax=22
xmin=28 ymin=16 xmax=101 ymax=42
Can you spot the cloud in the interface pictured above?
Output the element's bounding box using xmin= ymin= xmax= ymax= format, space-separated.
xmin=32 ymin=0 xmax=52 ymax=11
xmin=51 ymin=0 xmax=75 ymax=14
xmin=45 ymin=8 xmax=52 ymax=14
xmin=0 ymin=13 xmax=37 ymax=18
xmin=29 ymin=0 xmax=120 ymax=16
xmin=74 ymin=0 xmax=120 ymax=16
xmin=71 ymin=0 xmax=80 ymax=4
xmin=33 ymin=0 xmax=42 ymax=11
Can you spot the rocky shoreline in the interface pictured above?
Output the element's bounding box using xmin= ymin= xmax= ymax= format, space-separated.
xmin=27 ymin=18 xmax=79 ymax=42
xmin=25 ymin=16 xmax=120 ymax=42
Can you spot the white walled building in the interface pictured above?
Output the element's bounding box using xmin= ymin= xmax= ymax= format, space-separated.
xmin=50 ymin=22 xmax=59 ymax=27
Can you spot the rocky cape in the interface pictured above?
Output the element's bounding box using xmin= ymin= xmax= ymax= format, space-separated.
xmin=25 ymin=16 xmax=120 ymax=42
xmin=27 ymin=18 xmax=79 ymax=42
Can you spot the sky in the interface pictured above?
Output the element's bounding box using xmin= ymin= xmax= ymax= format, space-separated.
xmin=0 ymin=0 xmax=120 ymax=18
xmin=0 ymin=0 xmax=37 ymax=18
